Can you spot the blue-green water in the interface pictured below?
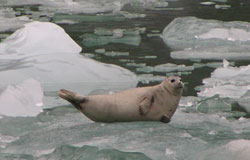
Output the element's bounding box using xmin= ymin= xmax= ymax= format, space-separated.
xmin=0 ymin=0 xmax=250 ymax=159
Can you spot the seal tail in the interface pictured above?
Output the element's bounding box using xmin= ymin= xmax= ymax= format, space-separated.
xmin=58 ymin=89 xmax=87 ymax=110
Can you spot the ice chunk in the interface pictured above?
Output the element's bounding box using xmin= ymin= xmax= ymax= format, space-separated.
xmin=53 ymin=13 xmax=126 ymax=23
xmin=198 ymin=85 xmax=250 ymax=99
xmin=0 ymin=0 xmax=169 ymax=14
xmin=200 ymin=2 xmax=215 ymax=5
xmin=0 ymin=21 xmax=138 ymax=108
xmin=225 ymin=139 xmax=250 ymax=159
xmin=199 ymin=139 xmax=250 ymax=160
xmin=198 ymin=63 xmax=250 ymax=98
xmin=198 ymin=28 xmax=249 ymax=41
xmin=215 ymin=4 xmax=231 ymax=9
xmin=211 ymin=0 xmax=227 ymax=2
xmin=82 ymin=27 xmax=143 ymax=47
xmin=136 ymin=63 xmax=194 ymax=73
xmin=0 ymin=8 xmax=31 ymax=33
xmin=38 ymin=145 xmax=152 ymax=160
xmin=0 ymin=79 xmax=43 ymax=117
xmin=95 ymin=49 xmax=130 ymax=57
xmin=53 ymin=12 xmax=145 ymax=24
xmin=137 ymin=74 xmax=166 ymax=84
xmin=171 ymin=45 xmax=250 ymax=60
xmin=195 ymin=61 xmax=250 ymax=116
xmin=180 ymin=96 xmax=247 ymax=118
xmin=82 ymin=33 xmax=141 ymax=47
xmin=162 ymin=17 xmax=250 ymax=60
xmin=0 ymin=21 xmax=82 ymax=54
xmin=197 ymin=61 xmax=250 ymax=116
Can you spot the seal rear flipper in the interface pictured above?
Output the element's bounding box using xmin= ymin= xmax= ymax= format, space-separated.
xmin=58 ymin=89 xmax=87 ymax=110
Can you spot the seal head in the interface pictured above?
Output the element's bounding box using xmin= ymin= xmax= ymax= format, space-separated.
xmin=162 ymin=76 xmax=184 ymax=96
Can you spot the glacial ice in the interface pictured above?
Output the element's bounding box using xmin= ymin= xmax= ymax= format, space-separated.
xmin=53 ymin=12 xmax=146 ymax=24
xmin=0 ymin=21 xmax=138 ymax=108
xmin=198 ymin=62 xmax=250 ymax=98
xmin=195 ymin=139 xmax=250 ymax=160
xmin=2 ymin=105 xmax=250 ymax=160
xmin=200 ymin=2 xmax=215 ymax=5
xmin=136 ymin=63 xmax=194 ymax=73
xmin=82 ymin=27 xmax=144 ymax=47
xmin=0 ymin=21 xmax=82 ymax=54
xmin=162 ymin=17 xmax=250 ymax=60
xmin=195 ymin=60 xmax=250 ymax=116
xmin=95 ymin=49 xmax=130 ymax=57
xmin=38 ymin=145 xmax=151 ymax=160
xmin=0 ymin=79 xmax=43 ymax=117
xmin=137 ymin=74 xmax=166 ymax=84
xmin=0 ymin=0 xmax=170 ymax=14
xmin=0 ymin=8 xmax=31 ymax=33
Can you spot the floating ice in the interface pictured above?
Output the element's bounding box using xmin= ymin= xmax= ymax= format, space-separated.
xmin=38 ymin=145 xmax=151 ymax=160
xmin=211 ymin=0 xmax=227 ymax=2
xmin=82 ymin=34 xmax=141 ymax=47
xmin=0 ymin=21 xmax=138 ymax=108
xmin=0 ymin=8 xmax=31 ymax=33
xmin=0 ymin=79 xmax=43 ymax=117
xmin=198 ymin=61 xmax=250 ymax=98
xmin=95 ymin=49 xmax=129 ymax=57
xmin=196 ymin=139 xmax=250 ymax=160
xmin=136 ymin=63 xmax=194 ymax=73
xmin=171 ymin=46 xmax=250 ymax=60
xmin=0 ymin=0 xmax=170 ymax=14
xmin=137 ymin=74 xmax=166 ymax=84
xmin=179 ymin=96 xmax=246 ymax=118
xmin=53 ymin=12 xmax=146 ymax=24
xmin=196 ymin=60 xmax=250 ymax=116
xmin=82 ymin=27 xmax=144 ymax=47
xmin=215 ymin=4 xmax=231 ymax=9
xmin=162 ymin=17 xmax=250 ymax=60
xmin=0 ymin=21 xmax=81 ymax=54
xmin=200 ymin=2 xmax=215 ymax=5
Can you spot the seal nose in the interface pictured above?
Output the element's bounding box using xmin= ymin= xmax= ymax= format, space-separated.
xmin=177 ymin=80 xmax=184 ymax=88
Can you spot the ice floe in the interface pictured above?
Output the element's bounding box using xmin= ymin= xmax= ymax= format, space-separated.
xmin=0 ymin=79 xmax=43 ymax=117
xmin=82 ymin=27 xmax=144 ymax=47
xmin=53 ymin=12 xmax=146 ymax=24
xmin=0 ymin=0 xmax=170 ymax=14
xmin=0 ymin=8 xmax=31 ymax=33
xmin=136 ymin=63 xmax=194 ymax=73
xmin=195 ymin=139 xmax=250 ymax=160
xmin=0 ymin=21 xmax=138 ymax=108
xmin=198 ymin=61 xmax=250 ymax=99
xmin=162 ymin=17 xmax=250 ymax=60
xmin=189 ymin=60 xmax=250 ymax=117
xmin=0 ymin=21 xmax=81 ymax=54
xmin=95 ymin=49 xmax=129 ymax=57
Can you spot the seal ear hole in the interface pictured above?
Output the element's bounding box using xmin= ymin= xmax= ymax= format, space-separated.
xmin=170 ymin=79 xmax=175 ymax=83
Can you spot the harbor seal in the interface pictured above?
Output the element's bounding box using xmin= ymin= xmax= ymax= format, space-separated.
xmin=58 ymin=76 xmax=184 ymax=123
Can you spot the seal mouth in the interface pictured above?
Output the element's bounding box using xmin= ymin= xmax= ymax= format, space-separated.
xmin=176 ymin=82 xmax=184 ymax=89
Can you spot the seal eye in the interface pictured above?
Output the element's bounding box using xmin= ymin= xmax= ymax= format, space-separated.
xmin=170 ymin=79 xmax=175 ymax=83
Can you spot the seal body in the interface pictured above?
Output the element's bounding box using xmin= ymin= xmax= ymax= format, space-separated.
xmin=58 ymin=76 xmax=184 ymax=123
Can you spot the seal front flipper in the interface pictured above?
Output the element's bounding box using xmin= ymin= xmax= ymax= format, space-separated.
xmin=139 ymin=94 xmax=154 ymax=116
xmin=160 ymin=115 xmax=170 ymax=123
xmin=58 ymin=89 xmax=87 ymax=110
